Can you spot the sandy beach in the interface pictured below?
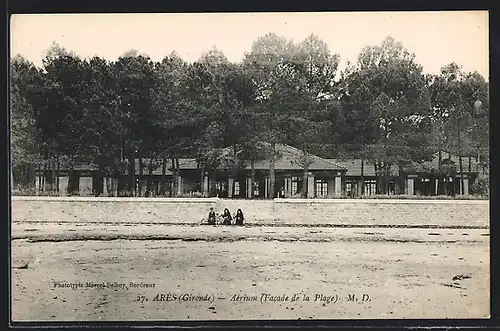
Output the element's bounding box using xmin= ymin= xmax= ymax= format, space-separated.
xmin=11 ymin=222 xmax=490 ymax=321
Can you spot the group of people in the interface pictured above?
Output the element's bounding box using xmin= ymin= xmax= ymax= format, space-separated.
xmin=207 ymin=207 xmax=245 ymax=226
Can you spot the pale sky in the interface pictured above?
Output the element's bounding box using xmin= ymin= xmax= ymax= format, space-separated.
xmin=10 ymin=11 xmax=489 ymax=79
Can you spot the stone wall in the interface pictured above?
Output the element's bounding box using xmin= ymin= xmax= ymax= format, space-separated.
xmin=11 ymin=197 xmax=489 ymax=228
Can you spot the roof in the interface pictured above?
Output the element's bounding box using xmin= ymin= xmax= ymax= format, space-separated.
xmin=32 ymin=150 xmax=481 ymax=176
xmin=412 ymin=152 xmax=479 ymax=173
xmin=328 ymin=151 xmax=480 ymax=176
xmin=133 ymin=158 xmax=174 ymax=176
xmin=242 ymin=144 xmax=346 ymax=171
xmin=327 ymin=159 xmax=399 ymax=177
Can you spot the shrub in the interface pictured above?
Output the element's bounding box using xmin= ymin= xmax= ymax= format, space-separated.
xmin=12 ymin=186 xmax=71 ymax=196
xmin=472 ymin=173 xmax=489 ymax=197
xmin=179 ymin=191 xmax=204 ymax=198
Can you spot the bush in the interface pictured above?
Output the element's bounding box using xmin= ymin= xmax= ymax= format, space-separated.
xmin=12 ymin=186 xmax=70 ymax=196
xmin=12 ymin=186 xmax=38 ymax=196
xmin=472 ymin=173 xmax=489 ymax=197
xmin=358 ymin=194 xmax=487 ymax=200
xmin=281 ymin=194 xmax=487 ymax=200
xmin=179 ymin=191 xmax=204 ymax=198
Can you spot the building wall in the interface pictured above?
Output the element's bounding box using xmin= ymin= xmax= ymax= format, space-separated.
xmin=12 ymin=197 xmax=489 ymax=228
xmin=29 ymin=169 xmax=479 ymax=198
xmin=79 ymin=177 xmax=93 ymax=196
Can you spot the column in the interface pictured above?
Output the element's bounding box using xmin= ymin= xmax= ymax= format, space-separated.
xmin=203 ymin=174 xmax=209 ymax=197
xmin=103 ymin=178 xmax=109 ymax=196
xmin=434 ymin=178 xmax=439 ymax=195
xmin=264 ymin=178 xmax=269 ymax=198
xmin=357 ymin=180 xmax=363 ymax=196
xmin=246 ymin=178 xmax=252 ymax=198
xmin=307 ymin=172 xmax=315 ymax=198
xmin=209 ymin=172 xmax=216 ymax=197
xmin=177 ymin=175 xmax=183 ymax=196
xmin=334 ymin=173 xmax=342 ymax=196
xmin=228 ymin=177 xmax=234 ymax=198
xmin=35 ymin=176 xmax=41 ymax=191
xmin=407 ymin=178 xmax=415 ymax=195
xmin=59 ymin=176 xmax=69 ymax=194
xmin=327 ymin=179 xmax=334 ymax=197
xmin=285 ymin=177 xmax=292 ymax=198
xmin=463 ymin=178 xmax=469 ymax=196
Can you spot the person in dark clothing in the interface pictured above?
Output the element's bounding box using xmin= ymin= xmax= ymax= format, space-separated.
xmin=207 ymin=207 xmax=216 ymax=225
xmin=234 ymin=209 xmax=244 ymax=226
xmin=222 ymin=208 xmax=232 ymax=225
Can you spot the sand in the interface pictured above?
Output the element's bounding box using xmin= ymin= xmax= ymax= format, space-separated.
xmin=11 ymin=223 xmax=490 ymax=321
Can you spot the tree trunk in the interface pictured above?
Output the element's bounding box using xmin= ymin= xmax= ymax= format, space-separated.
xmin=175 ymin=158 xmax=181 ymax=196
xmin=160 ymin=156 xmax=166 ymax=196
xmin=360 ymin=159 xmax=365 ymax=195
xmin=269 ymin=143 xmax=276 ymax=199
xmin=250 ymin=159 xmax=255 ymax=199
xmin=209 ymin=169 xmax=216 ymax=197
xmin=111 ymin=175 xmax=116 ymax=197
xmin=386 ymin=163 xmax=391 ymax=195
xmin=374 ymin=162 xmax=380 ymax=194
xmin=138 ymin=157 xmax=144 ymax=196
xmin=42 ymin=158 xmax=47 ymax=192
xmin=147 ymin=157 xmax=153 ymax=197
xmin=477 ymin=148 xmax=481 ymax=173
xmin=38 ymin=163 xmax=42 ymax=193
xmin=105 ymin=176 xmax=112 ymax=197
xmin=200 ymin=167 xmax=204 ymax=195
xmin=171 ymin=158 xmax=177 ymax=197
xmin=458 ymin=130 xmax=464 ymax=195
xmin=395 ymin=162 xmax=402 ymax=195
xmin=27 ymin=163 xmax=34 ymax=191
xmin=67 ymin=162 xmax=78 ymax=196
xmin=55 ymin=156 xmax=59 ymax=193
xmin=301 ymin=165 xmax=308 ymax=198
xmin=443 ymin=173 xmax=448 ymax=196
xmin=438 ymin=150 xmax=443 ymax=195
xmin=51 ymin=155 xmax=56 ymax=193
xmin=128 ymin=150 xmax=135 ymax=196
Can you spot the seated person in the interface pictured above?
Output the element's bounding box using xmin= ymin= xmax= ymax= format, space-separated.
xmin=222 ymin=208 xmax=233 ymax=225
xmin=234 ymin=209 xmax=244 ymax=226
xmin=207 ymin=207 xmax=216 ymax=225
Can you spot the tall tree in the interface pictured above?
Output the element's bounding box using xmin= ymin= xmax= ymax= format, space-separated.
xmin=289 ymin=34 xmax=341 ymax=197
xmin=39 ymin=46 xmax=90 ymax=194
xmin=429 ymin=63 xmax=489 ymax=195
xmin=10 ymin=55 xmax=43 ymax=192
xmin=151 ymin=52 xmax=192 ymax=196
xmin=114 ymin=53 xmax=156 ymax=196
xmin=344 ymin=36 xmax=433 ymax=194
xmin=243 ymin=33 xmax=298 ymax=198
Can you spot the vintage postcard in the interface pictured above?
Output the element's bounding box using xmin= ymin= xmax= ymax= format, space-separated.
xmin=10 ymin=11 xmax=489 ymax=322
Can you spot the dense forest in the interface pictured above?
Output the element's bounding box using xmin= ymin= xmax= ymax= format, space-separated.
xmin=10 ymin=34 xmax=489 ymax=197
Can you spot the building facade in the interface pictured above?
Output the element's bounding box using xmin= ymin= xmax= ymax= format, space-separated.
xmin=30 ymin=145 xmax=483 ymax=198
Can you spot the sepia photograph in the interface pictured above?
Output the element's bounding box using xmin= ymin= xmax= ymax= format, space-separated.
xmin=10 ymin=11 xmax=489 ymax=322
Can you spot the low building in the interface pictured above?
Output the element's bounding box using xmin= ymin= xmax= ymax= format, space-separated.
xmin=29 ymin=146 xmax=482 ymax=197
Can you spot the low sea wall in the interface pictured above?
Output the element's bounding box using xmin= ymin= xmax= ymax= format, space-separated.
xmin=11 ymin=197 xmax=489 ymax=228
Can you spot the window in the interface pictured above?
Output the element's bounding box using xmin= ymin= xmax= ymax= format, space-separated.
xmin=254 ymin=182 xmax=260 ymax=196
xmin=152 ymin=179 xmax=160 ymax=196
xmin=291 ymin=176 xmax=299 ymax=195
xmin=364 ymin=180 xmax=377 ymax=195
xmin=234 ymin=181 xmax=240 ymax=196
xmin=216 ymin=181 xmax=226 ymax=192
xmin=346 ymin=181 xmax=352 ymax=195
xmin=315 ymin=179 xmax=328 ymax=197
